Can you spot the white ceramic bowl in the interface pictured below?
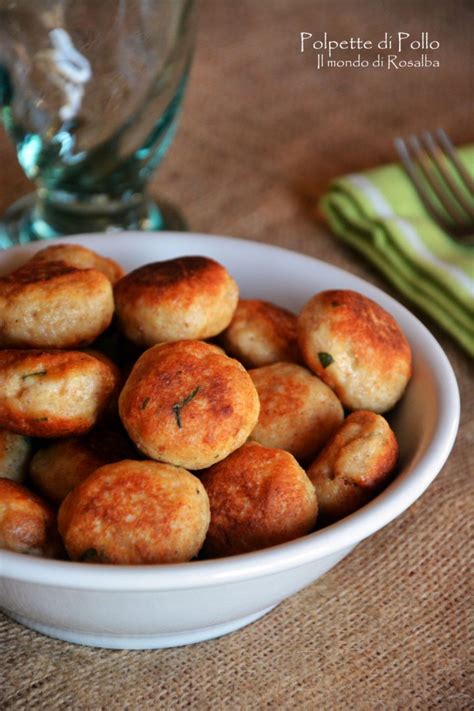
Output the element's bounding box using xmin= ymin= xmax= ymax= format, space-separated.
xmin=0 ymin=232 xmax=460 ymax=649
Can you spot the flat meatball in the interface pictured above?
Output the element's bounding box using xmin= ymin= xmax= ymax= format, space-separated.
xmin=58 ymin=460 xmax=210 ymax=564
xmin=30 ymin=427 xmax=137 ymax=504
xmin=0 ymin=430 xmax=32 ymax=482
xmin=220 ymin=299 xmax=300 ymax=367
xmin=114 ymin=256 xmax=239 ymax=347
xmin=307 ymin=411 xmax=398 ymax=523
xmin=249 ymin=362 xmax=344 ymax=461
xmin=119 ymin=340 xmax=260 ymax=470
xmin=0 ymin=350 xmax=118 ymax=437
xmin=200 ymin=442 xmax=318 ymax=557
xmin=297 ymin=290 xmax=412 ymax=413
xmin=0 ymin=478 xmax=61 ymax=557
xmin=0 ymin=260 xmax=114 ymax=349
xmin=29 ymin=243 xmax=124 ymax=285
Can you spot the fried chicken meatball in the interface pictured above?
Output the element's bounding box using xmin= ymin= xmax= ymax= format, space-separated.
xmin=0 ymin=430 xmax=32 ymax=482
xmin=119 ymin=340 xmax=260 ymax=469
xmin=249 ymin=362 xmax=344 ymax=461
xmin=0 ymin=259 xmax=114 ymax=349
xmin=58 ymin=460 xmax=210 ymax=564
xmin=297 ymin=290 xmax=412 ymax=413
xmin=220 ymin=299 xmax=300 ymax=367
xmin=200 ymin=442 xmax=318 ymax=557
xmin=307 ymin=411 xmax=398 ymax=523
xmin=29 ymin=243 xmax=124 ymax=284
xmin=0 ymin=478 xmax=61 ymax=556
xmin=30 ymin=428 xmax=136 ymax=504
xmin=0 ymin=350 xmax=118 ymax=437
xmin=114 ymin=256 xmax=239 ymax=347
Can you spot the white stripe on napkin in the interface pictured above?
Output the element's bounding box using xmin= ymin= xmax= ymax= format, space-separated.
xmin=346 ymin=174 xmax=474 ymax=294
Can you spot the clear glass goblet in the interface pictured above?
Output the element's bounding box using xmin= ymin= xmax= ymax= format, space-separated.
xmin=0 ymin=0 xmax=195 ymax=247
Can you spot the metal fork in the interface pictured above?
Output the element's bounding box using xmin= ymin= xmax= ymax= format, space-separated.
xmin=394 ymin=129 xmax=474 ymax=242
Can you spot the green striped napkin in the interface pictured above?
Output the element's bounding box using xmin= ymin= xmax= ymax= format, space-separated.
xmin=320 ymin=145 xmax=474 ymax=356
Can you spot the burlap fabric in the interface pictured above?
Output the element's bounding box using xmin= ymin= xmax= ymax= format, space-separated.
xmin=1 ymin=1 xmax=472 ymax=708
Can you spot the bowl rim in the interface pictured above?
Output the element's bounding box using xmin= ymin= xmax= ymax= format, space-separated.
xmin=0 ymin=231 xmax=460 ymax=591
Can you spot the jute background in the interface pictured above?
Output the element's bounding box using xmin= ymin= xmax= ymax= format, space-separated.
xmin=1 ymin=1 xmax=472 ymax=708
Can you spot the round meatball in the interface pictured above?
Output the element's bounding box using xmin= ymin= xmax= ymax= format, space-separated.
xmin=307 ymin=411 xmax=398 ymax=523
xmin=0 ymin=259 xmax=114 ymax=349
xmin=30 ymin=428 xmax=137 ymax=504
xmin=249 ymin=362 xmax=344 ymax=461
xmin=297 ymin=290 xmax=412 ymax=412
xmin=201 ymin=442 xmax=318 ymax=557
xmin=0 ymin=430 xmax=32 ymax=482
xmin=114 ymin=256 xmax=239 ymax=347
xmin=0 ymin=478 xmax=61 ymax=557
xmin=220 ymin=299 xmax=300 ymax=367
xmin=29 ymin=243 xmax=124 ymax=285
xmin=58 ymin=460 xmax=210 ymax=564
xmin=119 ymin=340 xmax=260 ymax=469
xmin=0 ymin=350 xmax=118 ymax=437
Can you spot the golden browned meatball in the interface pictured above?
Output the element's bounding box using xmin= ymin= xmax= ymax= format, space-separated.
xmin=30 ymin=427 xmax=137 ymax=504
xmin=220 ymin=299 xmax=300 ymax=367
xmin=307 ymin=411 xmax=398 ymax=523
xmin=0 ymin=350 xmax=118 ymax=437
xmin=249 ymin=362 xmax=344 ymax=461
xmin=119 ymin=340 xmax=260 ymax=470
xmin=200 ymin=442 xmax=318 ymax=557
xmin=0 ymin=430 xmax=32 ymax=482
xmin=0 ymin=259 xmax=114 ymax=349
xmin=114 ymin=256 xmax=239 ymax=347
xmin=0 ymin=478 xmax=61 ymax=556
xmin=58 ymin=460 xmax=210 ymax=564
xmin=30 ymin=243 xmax=125 ymax=284
xmin=297 ymin=290 xmax=412 ymax=413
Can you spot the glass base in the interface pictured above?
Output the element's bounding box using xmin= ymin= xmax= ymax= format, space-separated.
xmin=0 ymin=193 xmax=187 ymax=249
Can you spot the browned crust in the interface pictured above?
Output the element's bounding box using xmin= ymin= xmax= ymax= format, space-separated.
xmin=0 ymin=478 xmax=60 ymax=556
xmin=0 ymin=350 xmax=118 ymax=437
xmin=29 ymin=427 xmax=136 ymax=503
xmin=298 ymin=290 xmax=412 ymax=389
xmin=248 ymin=362 xmax=343 ymax=460
xmin=119 ymin=340 xmax=260 ymax=468
xmin=307 ymin=410 xmax=398 ymax=522
xmin=250 ymin=364 xmax=310 ymax=419
xmin=221 ymin=299 xmax=300 ymax=366
xmin=119 ymin=341 xmax=259 ymax=469
xmin=0 ymin=259 xmax=105 ymax=294
xmin=0 ymin=347 xmax=104 ymax=373
xmin=58 ymin=460 xmax=209 ymax=564
xmin=0 ymin=260 xmax=114 ymax=349
xmin=115 ymin=256 xmax=233 ymax=307
xmin=30 ymin=244 xmax=125 ymax=284
xmin=200 ymin=442 xmax=317 ymax=556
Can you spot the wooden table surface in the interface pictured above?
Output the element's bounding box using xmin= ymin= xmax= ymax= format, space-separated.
xmin=1 ymin=1 xmax=472 ymax=708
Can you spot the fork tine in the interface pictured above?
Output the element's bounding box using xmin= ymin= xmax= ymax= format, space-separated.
xmin=421 ymin=131 xmax=474 ymax=220
xmin=436 ymin=128 xmax=474 ymax=196
xmin=407 ymin=134 xmax=469 ymax=226
xmin=394 ymin=137 xmax=456 ymax=231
